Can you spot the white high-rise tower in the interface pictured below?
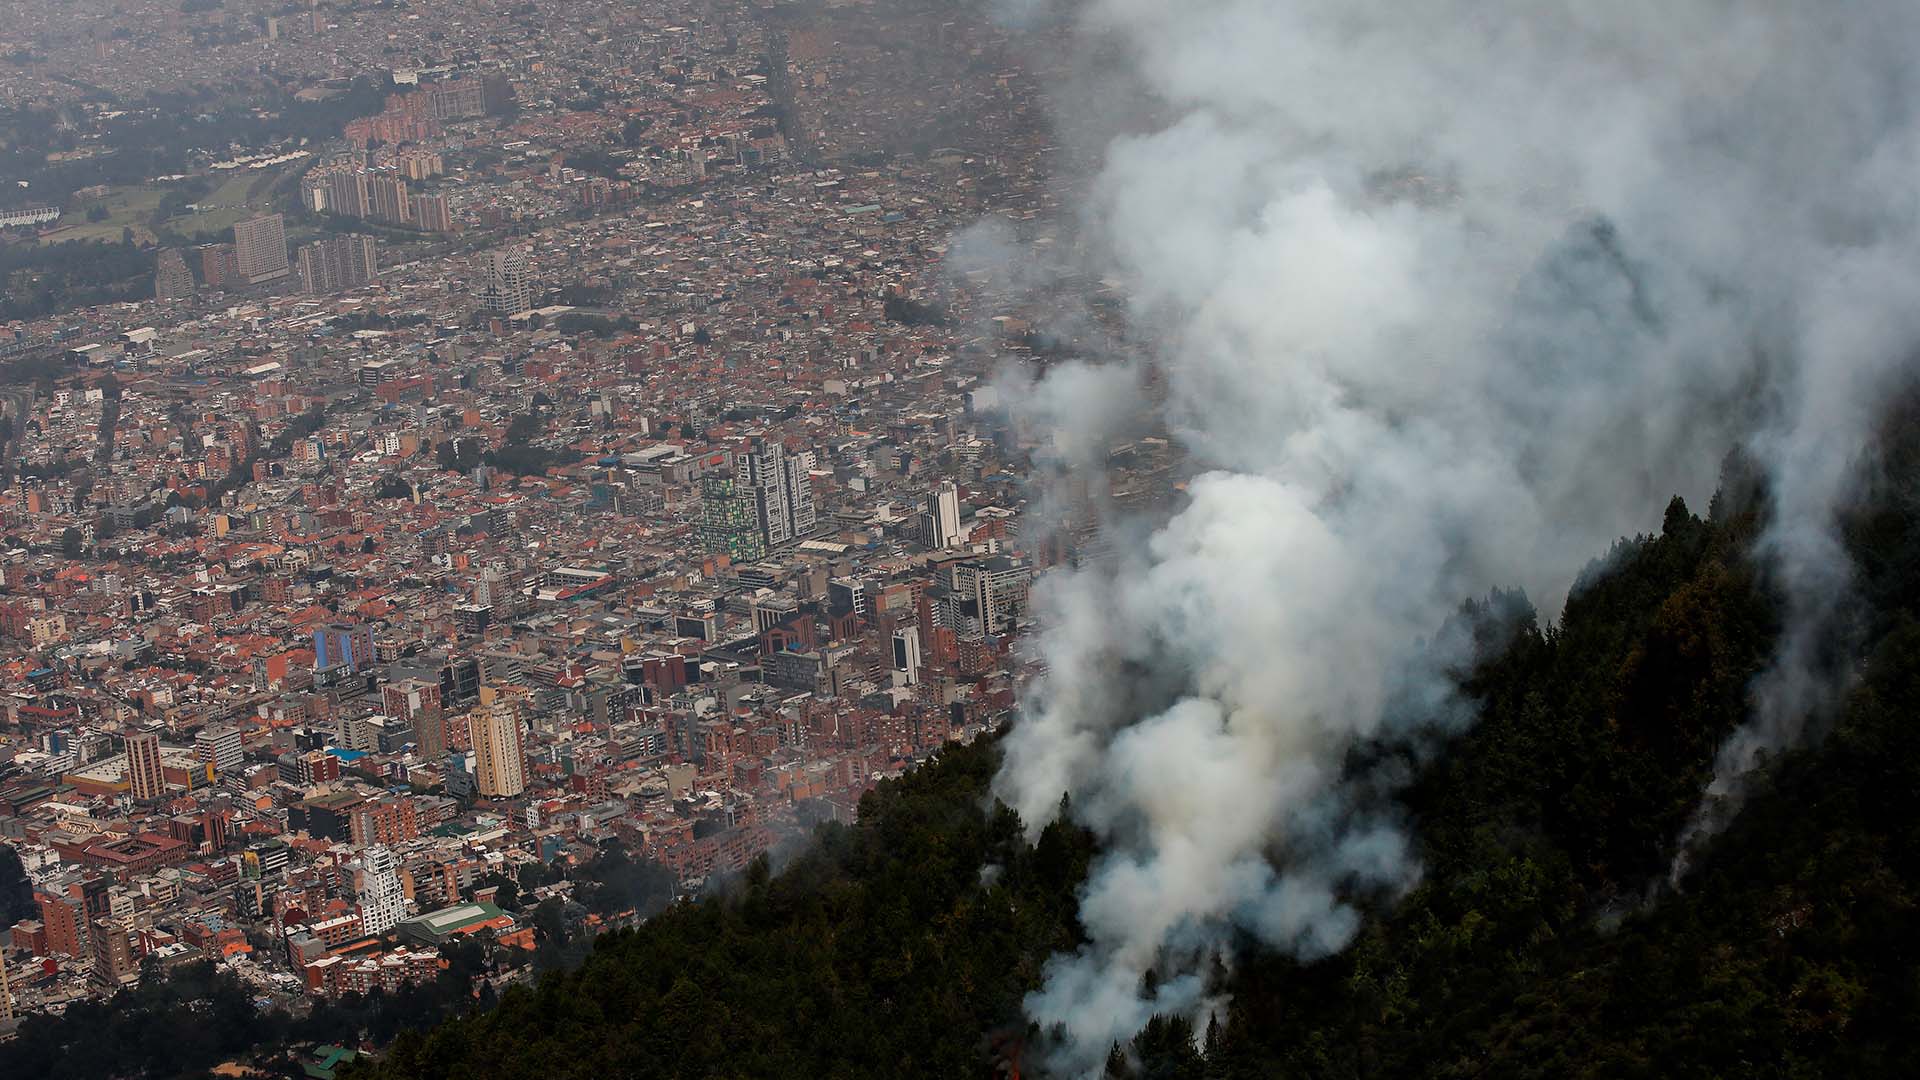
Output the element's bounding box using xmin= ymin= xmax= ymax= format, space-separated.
xmin=479 ymin=248 xmax=533 ymax=313
xmin=931 ymin=480 xmax=962 ymax=548
xmin=358 ymin=844 xmax=408 ymax=936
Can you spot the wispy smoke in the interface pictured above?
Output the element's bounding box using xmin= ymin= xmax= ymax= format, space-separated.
xmin=1674 ymin=236 xmax=1920 ymax=882
xmin=984 ymin=0 xmax=1920 ymax=1071
xmin=946 ymin=216 xmax=1145 ymax=540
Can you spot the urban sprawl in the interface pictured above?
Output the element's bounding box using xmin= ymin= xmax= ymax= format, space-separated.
xmin=0 ymin=0 xmax=1188 ymax=1025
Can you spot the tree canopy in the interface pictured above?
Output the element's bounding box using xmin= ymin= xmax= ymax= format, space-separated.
xmin=0 ymin=843 xmax=32 ymax=928
xmin=357 ymin=414 xmax=1920 ymax=1080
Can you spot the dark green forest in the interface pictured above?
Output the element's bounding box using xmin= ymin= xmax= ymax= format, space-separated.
xmin=0 ymin=843 xmax=32 ymax=927
xmin=0 ymin=80 xmax=388 ymax=210
xmin=0 ymin=239 xmax=157 ymax=320
xmin=337 ymin=413 xmax=1920 ymax=1077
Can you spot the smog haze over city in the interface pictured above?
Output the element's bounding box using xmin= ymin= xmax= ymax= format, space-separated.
xmin=1 ymin=2 xmax=1919 ymax=1078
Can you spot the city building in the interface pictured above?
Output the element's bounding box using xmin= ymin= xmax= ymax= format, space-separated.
xmin=397 ymin=150 xmax=444 ymax=180
xmin=154 ymin=249 xmax=195 ymax=301
xmin=740 ymin=438 xmax=817 ymax=550
xmin=410 ymin=193 xmax=455 ymax=233
xmin=323 ymin=170 xmax=370 ymax=217
xmin=89 ymin=914 xmax=138 ymax=989
xmin=828 ymin=576 xmax=870 ymax=619
xmin=697 ymin=474 xmax=765 ymax=562
xmin=478 ymin=248 xmax=533 ymax=313
xmin=357 ymin=845 xmax=408 ymax=936
xmin=197 ymin=243 xmax=239 ymax=290
xmin=393 ymin=901 xmax=513 ymax=948
xmin=930 ymin=480 xmax=962 ymax=548
xmin=232 ymin=214 xmax=291 ymax=285
xmin=126 ymin=731 xmax=165 ymax=802
xmin=384 ymin=678 xmax=445 ymax=758
xmin=892 ymin=626 xmax=922 ymax=685
xmin=468 ymin=686 xmax=526 ymax=799
xmin=369 ymin=174 xmax=412 ymax=225
xmin=194 ymin=725 xmax=245 ymax=775
xmin=315 ymin=622 xmax=374 ymax=674
xmin=36 ymin=890 xmax=88 ymax=958
xmin=951 ymin=557 xmax=1033 ymax=637
xmin=297 ymin=236 xmax=379 ymax=296
xmin=349 ymin=797 xmax=419 ymax=849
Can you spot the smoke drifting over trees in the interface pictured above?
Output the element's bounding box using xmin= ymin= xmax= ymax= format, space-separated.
xmin=985 ymin=1 xmax=1920 ymax=1071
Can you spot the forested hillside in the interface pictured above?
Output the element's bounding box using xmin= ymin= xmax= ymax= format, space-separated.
xmin=356 ymin=436 xmax=1920 ymax=1079
xmin=365 ymin=735 xmax=1095 ymax=1080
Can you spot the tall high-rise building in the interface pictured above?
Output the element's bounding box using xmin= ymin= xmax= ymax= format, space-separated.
xmin=473 ymin=568 xmax=506 ymax=610
xmin=324 ymin=170 xmax=371 ymax=218
xmin=0 ymin=941 xmax=13 ymax=1020
xmin=410 ymin=192 xmax=454 ymax=233
xmin=154 ymin=249 xmax=195 ymax=301
xmin=197 ymin=243 xmax=239 ymax=290
xmin=930 ymin=480 xmax=962 ymax=548
xmin=478 ymin=248 xmax=532 ymax=313
xmin=297 ymin=235 xmax=378 ymax=295
xmin=397 ymin=150 xmax=444 ymax=180
xmin=951 ymin=556 xmax=1033 ymax=637
xmin=125 ymin=731 xmax=165 ymax=802
xmin=368 ymin=173 xmax=412 ymax=225
xmin=468 ymin=685 xmax=526 ymax=798
xmin=742 ymin=441 xmax=790 ymax=546
xmin=892 ymin=626 xmax=922 ymax=686
xmin=89 ymin=914 xmax=138 ymax=989
xmin=357 ymin=845 xmax=407 ymax=936
xmin=36 ymin=890 xmax=88 ymax=957
xmin=194 ymin=725 xmax=244 ymax=775
xmin=697 ymin=474 xmax=765 ymax=561
xmin=739 ymin=438 xmax=816 ymax=549
xmin=232 ymin=214 xmax=290 ymax=285
xmin=384 ymin=678 xmax=445 ymax=759
xmin=790 ymin=450 xmax=817 ymax=536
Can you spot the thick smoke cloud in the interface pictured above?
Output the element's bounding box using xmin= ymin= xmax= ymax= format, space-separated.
xmin=986 ymin=1 xmax=1920 ymax=1072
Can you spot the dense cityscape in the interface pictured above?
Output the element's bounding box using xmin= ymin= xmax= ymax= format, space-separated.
xmin=0 ymin=0 xmax=1122 ymax=1038
xmin=7 ymin=3 xmax=1916 ymax=1080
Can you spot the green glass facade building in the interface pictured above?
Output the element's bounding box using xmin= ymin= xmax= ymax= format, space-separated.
xmin=698 ymin=474 xmax=765 ymax=561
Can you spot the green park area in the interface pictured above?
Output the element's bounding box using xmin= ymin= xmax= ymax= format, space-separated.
xmin=41 ymin=165 xmax=296 ymax=247
xmin=37 ymin=185 xmax=166 ymax=244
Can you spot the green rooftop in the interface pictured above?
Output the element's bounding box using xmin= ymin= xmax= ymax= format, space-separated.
xmin=302 ymin=1045 xmax=358 ymax=1080
xmin=395 ymin=901 xmax=510 ymax=945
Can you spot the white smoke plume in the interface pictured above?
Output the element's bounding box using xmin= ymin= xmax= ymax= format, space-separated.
xmin=946 ymin=216 xmax=1147 ymax=539
xmin=983 ymin=1 xmax=1920 ymax=1072
xmin=1672 ymin=232 xmax=1920 ymax=882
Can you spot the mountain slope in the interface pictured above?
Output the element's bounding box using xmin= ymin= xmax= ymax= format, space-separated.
xmin=367 ymin=737 xmax=1094 ymax=1080
xmin=358 ymin=447 xmax=1920 ymax=1080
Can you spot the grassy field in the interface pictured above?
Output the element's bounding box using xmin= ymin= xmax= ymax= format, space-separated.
xmin=158 ymin=203 xmax=251 ymax=242
xmin=206 ymin=171 xmax=266 ymax=206
xmin=37 ymin=186 xmax=166 ymax=244
xmin=161 ymin=168 xmax=289 ymax=239
xmin=39 ymin=166 xmax=295 ymax=247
